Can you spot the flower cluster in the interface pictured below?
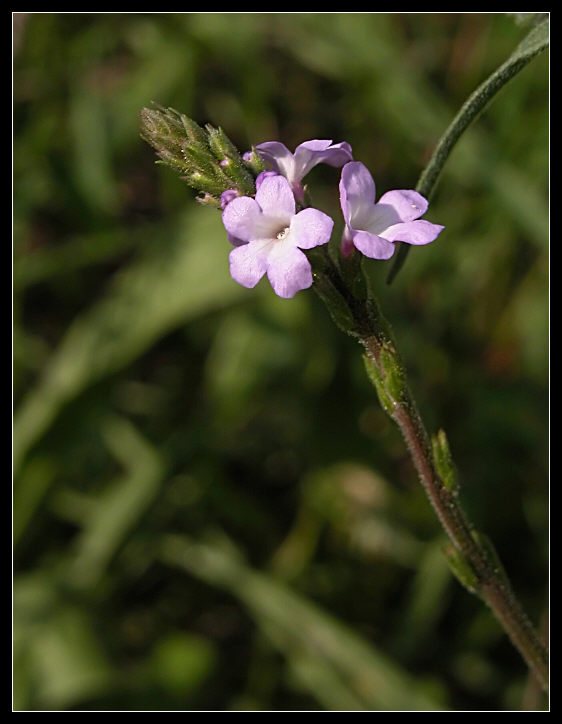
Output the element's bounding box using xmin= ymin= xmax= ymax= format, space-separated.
xmin=140 ymin=104 xmax=443 ymax=298
xmin=139 ymin=109 xmax=443 ymax=299
xmin=221 ymin=140 xmax=444 ymax=298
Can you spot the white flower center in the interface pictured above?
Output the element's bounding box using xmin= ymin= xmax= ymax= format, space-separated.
xmin=276 ymin=227 xmax=290 ymax=241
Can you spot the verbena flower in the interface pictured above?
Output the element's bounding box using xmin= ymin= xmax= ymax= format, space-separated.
xmin=220 ymin=189 xmax=240 ymax=209
xmin=256 ymin=140 xmax=353 ymax=202
xmin=255 ymin=170 xmax=279 ymax=190
xmin=222 ymin=175 xmax=334 ymax=298
xmin=340 ymin=161 xmax=444 ymax=259
xmin=220 ymin=189 xmax=244 ymax=247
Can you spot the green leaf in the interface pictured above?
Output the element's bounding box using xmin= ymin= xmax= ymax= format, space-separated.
xmin=443 ymin=544 xmax=480 ymax=595
xmin=513 ymin=17 xmax=549 ymax=59
xmin=431 ymin=429 xmax=458 ymax=493
xmin=387 ymin=16 xmax=549 ymax=284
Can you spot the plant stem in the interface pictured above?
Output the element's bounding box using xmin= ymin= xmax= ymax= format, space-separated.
xmin=359 ymin=327 xmax=548 ymax=690
xmin=313 ymin=248 xmax=548 ymax=689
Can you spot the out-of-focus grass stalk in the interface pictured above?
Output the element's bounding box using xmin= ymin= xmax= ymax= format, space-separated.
xmin=387 ymin=15 xmax=549 ymax=284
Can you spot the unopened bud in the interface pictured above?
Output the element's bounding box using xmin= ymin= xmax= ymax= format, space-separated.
xmin=140 ymin=104 xmax=256 ymax=200
xmin=196 ymin=193 xmax=222 ymax=208
xmin=206 ymin=126 xmax=255 ymax=195
xmin=206 ymin=125 xmax=240 ymax=162
xmin=187 ymin=171 xmax=227 ymax=197
xmin=243 ymin=148 xmax=267 ymax=176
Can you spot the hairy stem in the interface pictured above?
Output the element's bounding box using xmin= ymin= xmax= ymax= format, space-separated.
xmin=312 ymin=246 xmax=548 ymax=689
xmin=359 ymin=326 xmax=548 ymax=690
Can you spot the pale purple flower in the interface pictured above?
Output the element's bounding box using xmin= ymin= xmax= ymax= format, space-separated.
xmin=222 ymin=175 xmax=334 ymax=298
xmin=340 ymin=162 xmax=444 ymax=259
xmin=255 ymin=170 xmax=278 ymax=190
xmin=220 ymin=189 xmax=240 ymax=209
xmin=220 ymin=189 xmax=244 ymax=246
xmin=256 ymin=139 xmax=353 ymax=202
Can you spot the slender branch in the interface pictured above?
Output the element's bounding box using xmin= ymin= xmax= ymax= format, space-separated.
xmin=522 ymin=610 xmax=549 ymax=709
xmin=359 ymin=327 xmax=548 ymax=689
xmin=387 ymin=16 xmax=549 ymax=284
xmin=312 ymin=247 xmax=548 ymax=689
xmin=351 ymin=15 xmax=551 ymax=686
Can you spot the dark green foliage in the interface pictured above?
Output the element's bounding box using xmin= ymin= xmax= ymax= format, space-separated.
xmin=13 ymin=13 xmax=548 ymax=711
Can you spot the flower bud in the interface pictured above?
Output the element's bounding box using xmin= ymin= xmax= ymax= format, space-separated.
xmin=243 ymin=147 xmax=267 ymax=176
xmin=140 ymin=104 xmax=256 ymax=202
xmin=196 ymin=193 xmax=222 ymax=208
xmin=206 ymin=125 xmax=241 ymax=161
xmin=206 ymin=126 xmax=255 ymax=195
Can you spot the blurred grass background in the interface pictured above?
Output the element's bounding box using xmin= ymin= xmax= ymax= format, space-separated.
xmin=13 ymin=13 xmax=548 ymax=711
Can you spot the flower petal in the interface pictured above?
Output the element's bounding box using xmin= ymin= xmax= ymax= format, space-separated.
xmin=380 ymin=220 xmax=445 ymax=245
xmin=222 ymin=196 xmax=262 ymax=243
xmin=220 ymin=189 xmax=240 ymax=209
xmin=341 ymin=226 xmax=356 ymax=257
xmin=363 ymin=202 xmax=402 ymax=235
xmin=351 ymin=230 xmax=396 ymax=260
xmin=339 ymin=162 xmax=376 ymax=228
xmin=255 ymin=141 xmax=294 ymax=178
xmin=320 ymin=141 xmax=353 ymax=166
xmin=227 ymin=233 xmax=245 ymax=247
xmin=255 ymin=170 xmax=278 ymax=191
xmin=292 ymin=140 xmax=352 ymax=180
xmin=294 ymin=139 xmax=334 ymax=154
xmin=229 ymin=239 xmax=271 ymax=288
xmin=266 ymin=244 xmax=313 ymax=298
xmin=257 ymin=139 xmax=353 ymax=187
xmin=289 ymin=208 xmax=334 ymax=250
xmin=255 ymin=175 xmax=295 ymax=220
xmin=377 ymin=189 xmax=428 ymax=222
